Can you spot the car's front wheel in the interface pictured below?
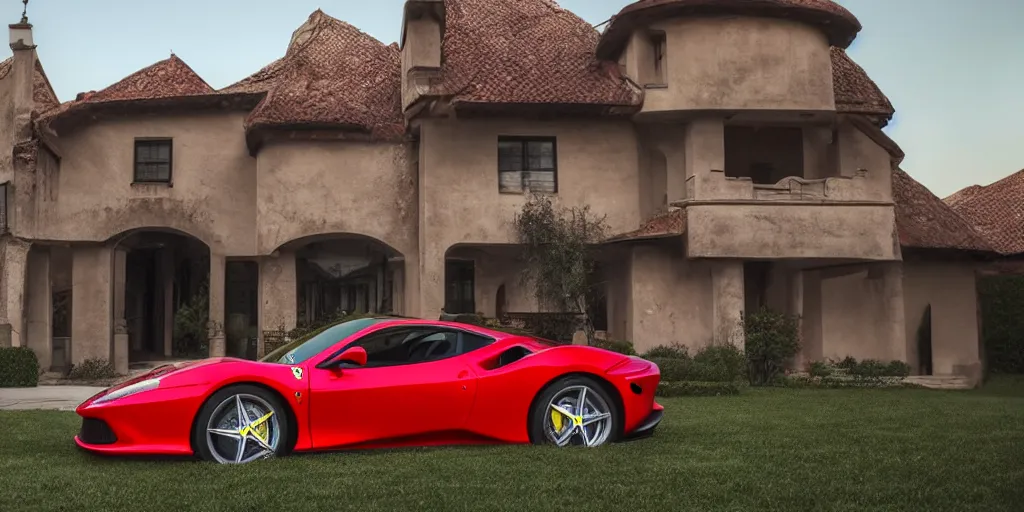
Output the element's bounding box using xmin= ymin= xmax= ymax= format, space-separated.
xmin=529 ymin=376 xmax=620 ymax=447
xmin=192 ymin=384 xmax=289 ymax=464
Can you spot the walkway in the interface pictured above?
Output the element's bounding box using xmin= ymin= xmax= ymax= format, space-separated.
xmin=0 ymin=386 xmax=106 ymax=411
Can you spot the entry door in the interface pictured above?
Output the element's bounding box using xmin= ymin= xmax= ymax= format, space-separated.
xmin=445 ymin=259 xmax=475 ymax=314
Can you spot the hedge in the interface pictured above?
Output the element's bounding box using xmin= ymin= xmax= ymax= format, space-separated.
xmin=0 ymin=346 xmax=40 ymax=387
xmin=978 ymin=275 xmax=1024 ymax=374
xmin=656 ymin=381 xmax=741 ymax=397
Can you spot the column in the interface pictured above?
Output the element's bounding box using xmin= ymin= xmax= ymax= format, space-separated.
xmin=1 ymin=239 xmax=30 ymax=348
xmin=800 ymin=270 xmax=824 ymax=364
xmin=711 ymin=260 xmax=745 ymax=347
xmin=684 ymin=117 xmax=725 ymax=200
xmin=111 ymin=248 xmax=128 ymax=374
xmin=391 ymin=262 xmax=405 ymax=316
xmin=877 ymin=261 xmax=907 ymax=363
xmin=70 ymin=245 xmax=112 ymax=364
xmin=159 ymin=247 xmax=174 ymax=357
xmin=208 ymin=253 xmax=226 ymax=358
xmin=258 ymin=251 xmax=297 ymax=355
xmin=25 ymin=247 xmax=52 ymax=370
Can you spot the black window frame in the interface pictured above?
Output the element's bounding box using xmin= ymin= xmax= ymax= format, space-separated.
xmin=133 ymin=138 xmax=173 ymax=184
xmin=497 ymin=136 xmax=558 ymax=194
xmin=0 ymin=181 xmax=8 ymax=233
xmin=444 ymin=259 xmax=476 ymax=315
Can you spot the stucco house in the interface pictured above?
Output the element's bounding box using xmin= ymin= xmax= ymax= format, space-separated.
xmin=0 ymin=0 xmax=997 ymax=383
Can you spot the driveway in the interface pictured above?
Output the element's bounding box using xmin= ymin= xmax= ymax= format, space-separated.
xmin=0 ymin=386 xmax=105 ymax=411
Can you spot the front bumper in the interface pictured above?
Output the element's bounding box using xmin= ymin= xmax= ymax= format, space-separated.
xmin=622 ymin=402 xmax=664 ymax=441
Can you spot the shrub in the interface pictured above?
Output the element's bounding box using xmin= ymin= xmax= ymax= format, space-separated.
xmin=643 ymin=344 xmax=689 ymax=360
xmin=656 ymin=381 xmax=741 ymax=397
xmin=649 ymin=357 xmax=690 ymax=381
xmin=978 ymin=275 xmax=1024 ymax=374
xmin=886 ymin=360 xmax=912 ymax=377
xmin=693 ymin=344 xmax=746 ymax=382
xmin=834 ymin=356 xmax=858 ymax=370
xmin=0 ymin=347 xmax=40 ymax=387
xmin=67 ymin=358 xmax=117 ymax=380
xmin=848 ymin=359 xmax=888 ymax=378
xmin=808 ymin=360 xmax=833 ymax=377
xmin=593 ymin=339 xmax=637 ymax=356
xmin=779 ymin=375 xmax=917 ymax=389
xmin=744 ymin=307 xmax=801 ymax=386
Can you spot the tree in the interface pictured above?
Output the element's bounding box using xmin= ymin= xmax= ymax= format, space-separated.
xmin=512 ymin=194 xmax=607 ymax=344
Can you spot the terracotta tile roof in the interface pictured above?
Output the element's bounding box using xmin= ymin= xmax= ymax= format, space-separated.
xmin=422 ymin=0 xmax=641 ymax=112
xmin=0 ymin=57 xmax=60 ymax=114
xmin=830 ymin=47 xmax=894 ymax=123
xmin=229 ymin=10 xmax=404 ymax=141
xmin=597 ymin=0 xmax=861 ymax=59
xmin=78 ymin=54 xmax=214 ymax=103
xmin=892 ymin=168 xmax=994 ymax=253
xmin=605 ymin=209 xmax=686 ymax=242
xmin=945 ymin=169 xmax=1024 ymax=255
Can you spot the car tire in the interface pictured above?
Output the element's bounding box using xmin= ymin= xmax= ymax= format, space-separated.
xmin=192 ymin=384 xmax=290 ymax=464
xmin=529 ymin=375 xmax=621 ymax=447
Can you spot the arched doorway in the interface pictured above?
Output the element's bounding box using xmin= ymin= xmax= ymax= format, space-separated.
xmin=111 ymin=229 xmax=211 ymax=366
xmin=280 ymin=234 xmax=404 ymax=327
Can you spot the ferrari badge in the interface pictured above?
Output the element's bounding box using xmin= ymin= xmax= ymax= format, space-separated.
xmin=291 ymin=367 xmax=303 ymax=380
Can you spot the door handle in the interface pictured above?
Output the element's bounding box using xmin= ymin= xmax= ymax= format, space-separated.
xmin=457 ymin=370 xmax=469 ymax=379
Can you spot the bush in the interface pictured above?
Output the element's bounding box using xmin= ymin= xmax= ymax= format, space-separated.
xmin=656 ymin=381 xmax=741 ymax=397
xmin=978 ymin=275 xmax=1024 ymax=374
xmin=649 ymin=344 xmax=745 ymax=383
xmin=779 ymin=375 xmax=917 ymax=389
xmin=848 ymin=359 xmax=889 ymax=378
xmin=886 ymin=360 xmax=912 ymax=377
xmin=593 ymin=339 xmax=637 ymax=356
xmin=642 ymin=344 xmax=689 ymax=359
xmin=0 ymin=347 xmax=40 ymax=387
xmin=744 ymin=307 xmax=801 ymax=386
xmin=808 ymin=361 xmax=833 ymax=377
xmin=67 ymin=358 xmax=117 ymax=380
xmin=693 ymin=344 xmax=746 ymax=382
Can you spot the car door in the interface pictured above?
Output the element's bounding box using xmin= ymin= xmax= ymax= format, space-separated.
xmin=307 ymin=325 xmax=479 ymax=450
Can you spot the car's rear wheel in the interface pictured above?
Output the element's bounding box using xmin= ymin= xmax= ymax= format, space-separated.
xmin=192 ymin=384 xmax=289 ymax=464
xmin=529 ymin=376 xmax=619 ymax=447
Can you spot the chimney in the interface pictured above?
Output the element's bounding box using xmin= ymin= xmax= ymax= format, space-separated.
xmin=9 ymin=1 xmax=35 ymax=142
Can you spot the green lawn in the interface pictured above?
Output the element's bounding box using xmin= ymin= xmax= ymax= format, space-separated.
xmin=2 ymin=381 xmax=1023 ymax=512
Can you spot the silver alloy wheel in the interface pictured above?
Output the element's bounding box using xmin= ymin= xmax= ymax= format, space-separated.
xmin=205 ymin=393 xmax=281 ymax=464
xmin=544 ymin=384 xmax=613 ymax=447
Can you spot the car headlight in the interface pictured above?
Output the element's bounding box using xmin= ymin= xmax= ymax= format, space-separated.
xmin=93 ymin=378 xmax=161 ymax=404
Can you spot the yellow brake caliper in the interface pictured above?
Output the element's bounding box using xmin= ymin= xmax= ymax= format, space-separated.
xmin=551 ymin=409 xmax=564 ymax=432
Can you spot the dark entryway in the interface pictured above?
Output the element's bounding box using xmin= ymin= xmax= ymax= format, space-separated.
xmin=445 ymin=259 xmax=475 ymax=314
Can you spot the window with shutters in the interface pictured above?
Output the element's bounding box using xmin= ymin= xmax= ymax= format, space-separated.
xmin=497 ymin=136 xmax=557 ymax=194
xmin=0 ymin=181 xmax=8 ymax=233
xmin=133 ymin=138 xmax=173 ymax=183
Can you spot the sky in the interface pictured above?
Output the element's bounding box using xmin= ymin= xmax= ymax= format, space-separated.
xmin=3 ymin=0 xmax=1021 ymax=198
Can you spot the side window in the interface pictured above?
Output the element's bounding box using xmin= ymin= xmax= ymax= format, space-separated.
xmin=134 ymin=138 xmax=173 ymax=183
xmin=497 ymin=137 xmax=557 ymax=194
xmin=343 ymin=326 xmax=494 ymax=368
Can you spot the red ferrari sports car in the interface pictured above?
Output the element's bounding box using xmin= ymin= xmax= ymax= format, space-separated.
xmin=74 ymin=316 xmax=663 ymax=464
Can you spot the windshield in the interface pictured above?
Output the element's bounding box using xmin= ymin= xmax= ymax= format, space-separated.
xmin=261 ymin=317 xmax=389 ymax=365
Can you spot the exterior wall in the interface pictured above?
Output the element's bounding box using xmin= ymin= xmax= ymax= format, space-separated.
xmin=35 ymin=113 xmax=256 ymax=255
xmin=903 ymin=262 xmax=981 ymax=378
xmin=255 ymin=140 xmax=416 ymax=257
xmin=417 ymin=118 xmax=642 ymax=318
xmin=638 ymin=16 xmax=835 ymax=113
xmin=627 ymin=242 xmax=714 ymax=354
xmin=687 ymin=203 xmax=899 ymax=260
xmin=0 ymin=72 xmax=13 ymax=186
xmin=819 ymin=263 xmax=907 ymax=363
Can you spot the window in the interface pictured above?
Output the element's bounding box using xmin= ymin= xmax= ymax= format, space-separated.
xmin=336 ymin=326 xmax=495 ymax=367
xmin=445 ymin=259 xmax=475 ymax=314
xmin=133 ymin=139 xmax=172 ymax=183
xmin=0 ymin=181 xmax=8 ymax=233
xmin=497 ymin=137 xmax=557 ymax=194
xmin=651 ymin=32 xmax=666 ymax=83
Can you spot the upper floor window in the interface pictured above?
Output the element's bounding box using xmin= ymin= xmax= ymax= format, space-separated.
xmin=134 ymin=139 xmax=172 ymax=183
xmin=0 ymin=181 xmax=8 ymax=233
xmin=651 ymin=32 xmax=666 ymax=84
xmin=497 ymin=136 xmax=557 ymax=194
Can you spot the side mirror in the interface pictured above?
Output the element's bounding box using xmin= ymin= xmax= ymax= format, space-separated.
xmin=321 ymin=346 xmax=367 ymax=369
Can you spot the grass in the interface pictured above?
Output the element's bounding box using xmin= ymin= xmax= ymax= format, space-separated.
xmin=1 ymin=379 xmax=1023 ymax=512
